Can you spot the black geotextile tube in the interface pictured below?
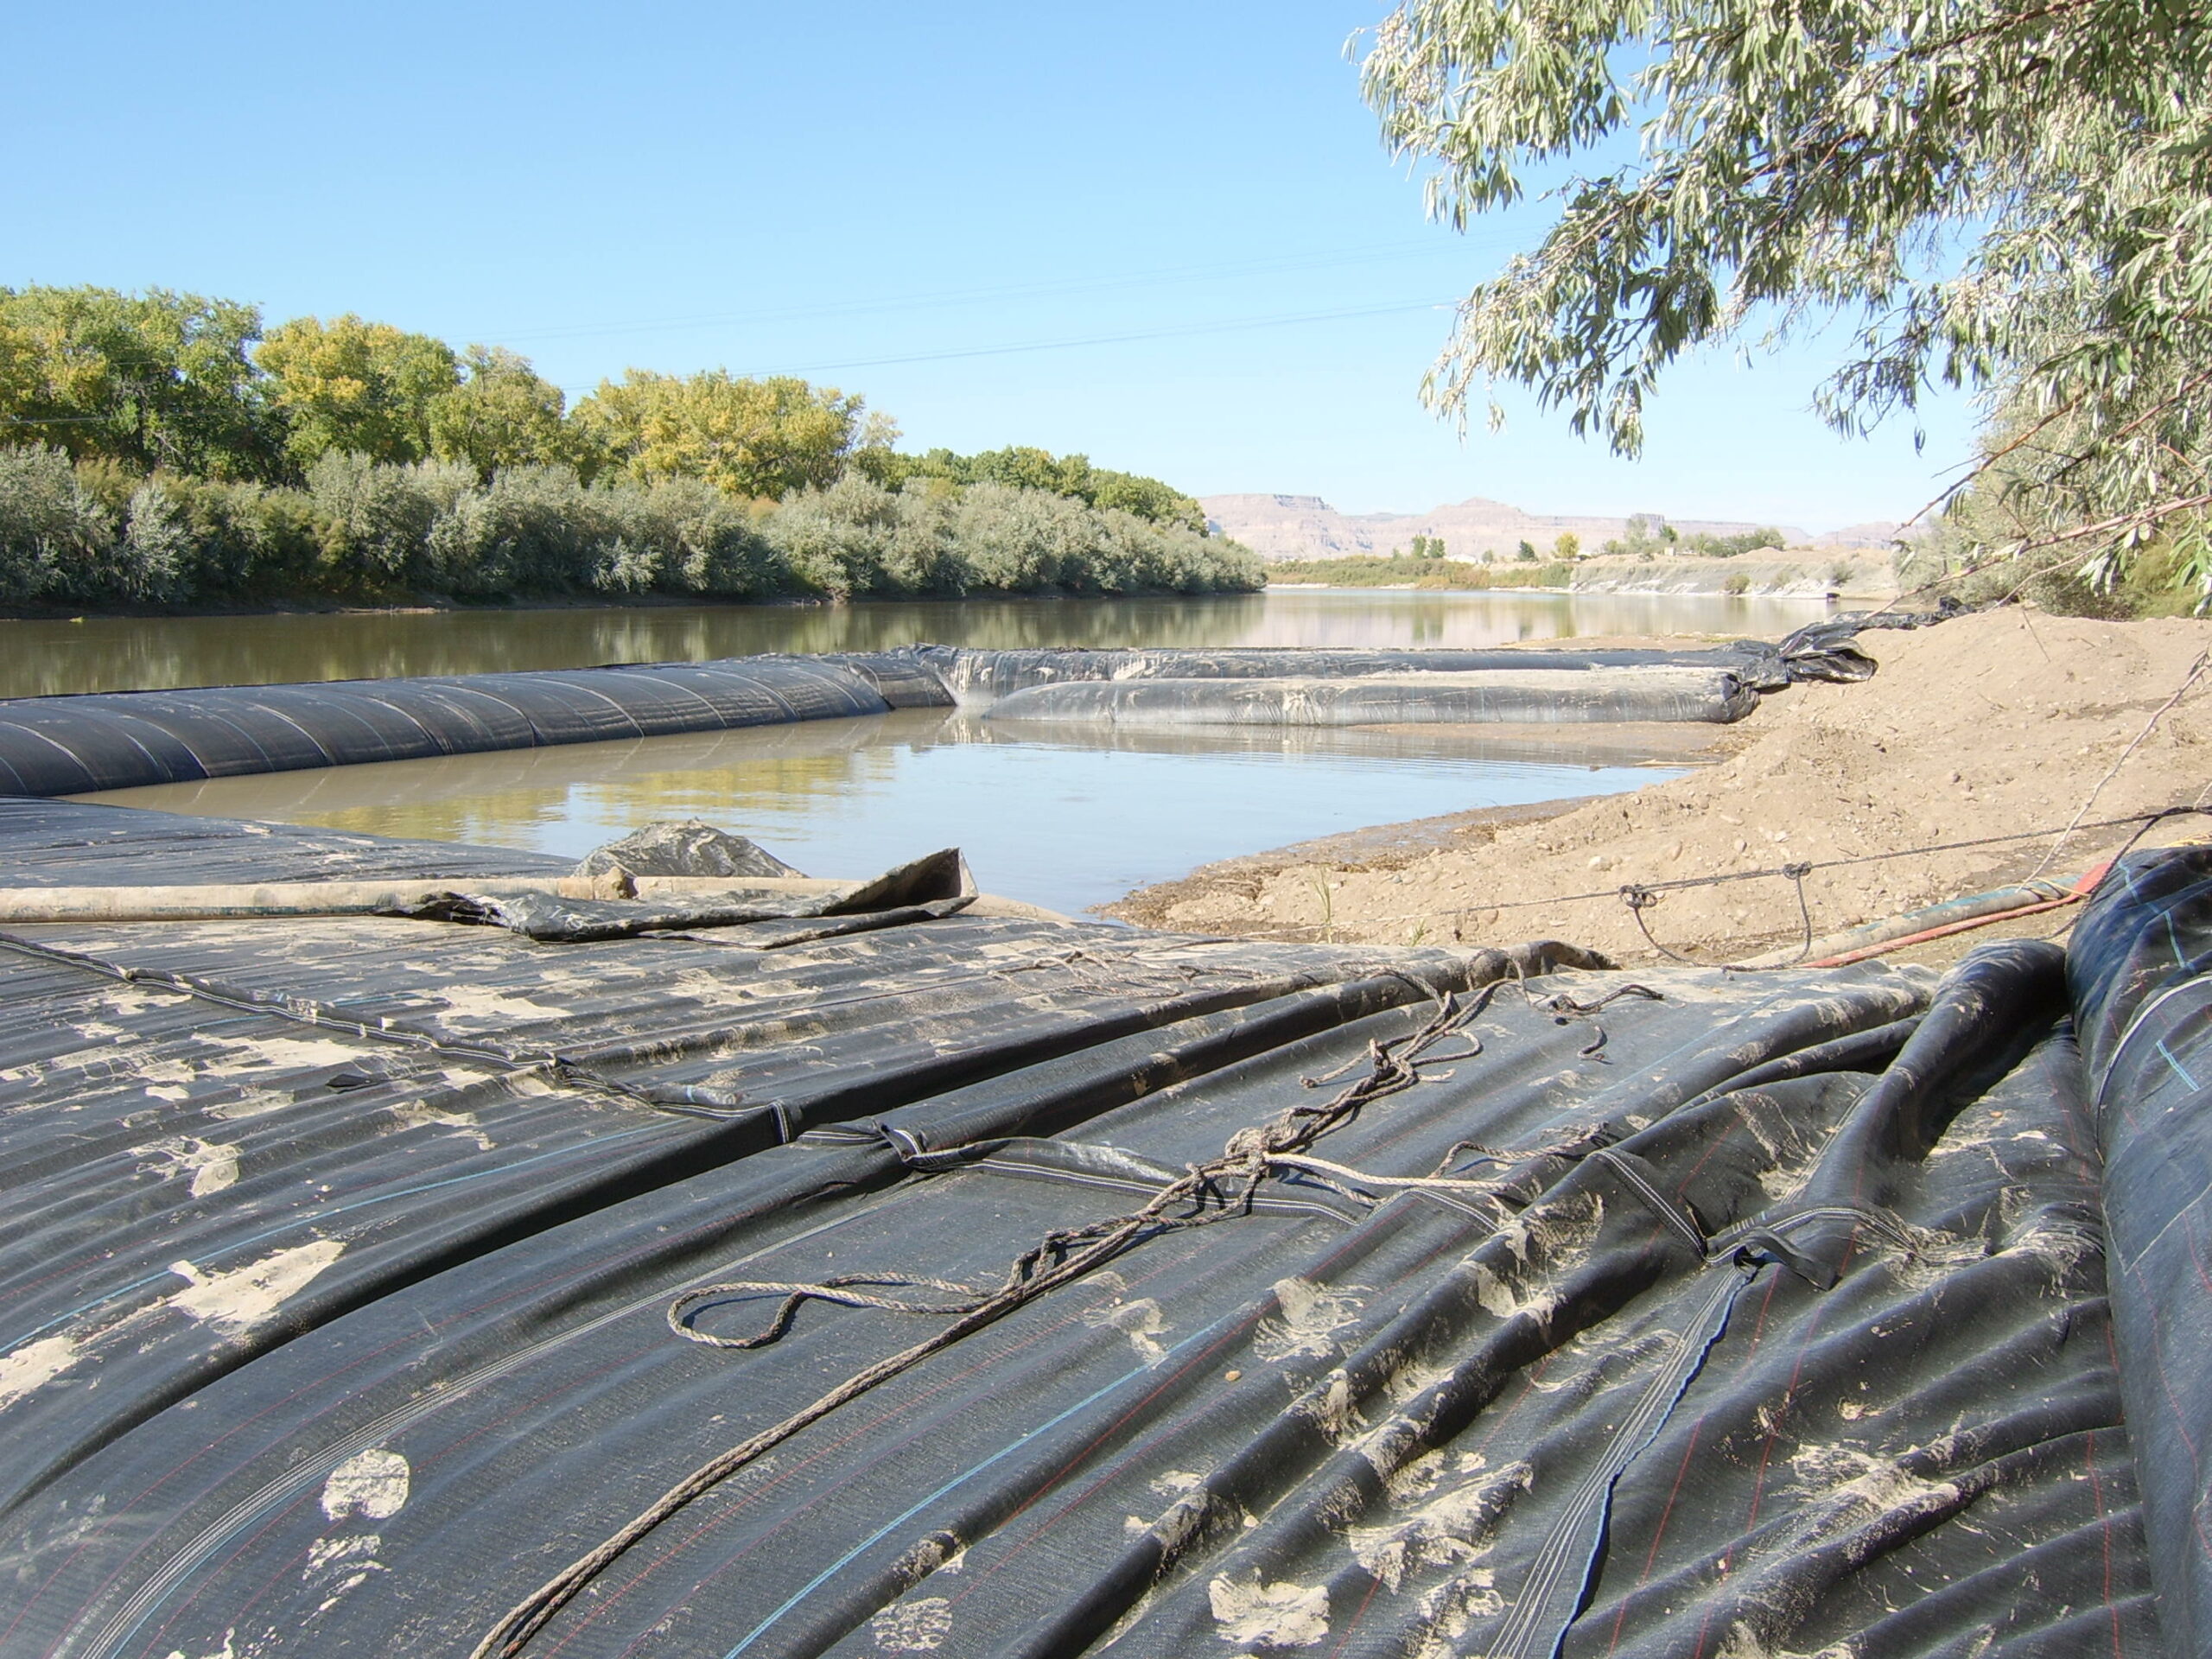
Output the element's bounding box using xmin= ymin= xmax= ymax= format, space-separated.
xmin=0 ymin=792 xmax=571 ymax=887
xmin=0 ymin=800 xmax=1536 ymax=1535
xmin=976 ymin=670 xmax=1765 ymax=727
xmin=0 ymin=635 xmax=1881 ymax=798
xmin=913 ymin=641 xmax=1802 ymax=697
xmin=0 ymin=656 xmax=897 ymax=795
xmin=0 ymin=842 xmax=2164 ymax=1659
xmin=2067 ymin=844 xmax=2212 ymax=1656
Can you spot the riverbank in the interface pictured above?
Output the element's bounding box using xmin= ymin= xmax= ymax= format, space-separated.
xmin=1262 ymin=543 xmax=1899 ymax=601
xmin=1110 ymin=607 xmax=2212 ymax=962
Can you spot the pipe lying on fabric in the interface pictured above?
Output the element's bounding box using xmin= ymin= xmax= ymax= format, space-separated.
xmin=1742 ymin=868 xmax=2107 ymax=969
xmin=0 ymin=875 xmax=1070 ymax=926
xmin=1804 ymin=894 xmax=2083 ymax=966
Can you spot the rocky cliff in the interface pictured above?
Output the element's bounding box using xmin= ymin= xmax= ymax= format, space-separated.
xmin=1201 ymin=492 xmax=1907 ymax=563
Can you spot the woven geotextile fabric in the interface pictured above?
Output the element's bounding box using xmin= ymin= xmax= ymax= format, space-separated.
xmin=0 ymin=861 xmax=2163 ymax=1657
xmin=2070 ymin=845 xmax=2212 ymax=1655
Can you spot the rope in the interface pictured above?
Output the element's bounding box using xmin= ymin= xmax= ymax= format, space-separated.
xmin=470 ymin=989 xmax=1503 ymax=1658
xmin=669 ymin=1274 xmax=986 ymax=1350
xmin=1262 ymin=1151 xmax=1511 ymax=1194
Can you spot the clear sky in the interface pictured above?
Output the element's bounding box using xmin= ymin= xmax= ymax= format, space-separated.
xmin=3 ymin=1 xmax=1979 ymax=531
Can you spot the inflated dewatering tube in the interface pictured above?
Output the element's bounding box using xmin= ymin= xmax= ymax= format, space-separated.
xmin=0 ymin=656 xmax=932 ymax=798
xmin=976 ymin=667 xmax=1763 ymax=727
xmin=916 ymin=641 xmax=1799 ymax=702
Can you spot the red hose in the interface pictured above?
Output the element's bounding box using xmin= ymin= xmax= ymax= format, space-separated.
xmin=1804 ymin=860 xmax=2114 ymax=969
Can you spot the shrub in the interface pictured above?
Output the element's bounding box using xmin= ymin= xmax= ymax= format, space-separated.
xmin=162 ymin=475 xmax=323 ymax=595
xmin=423 ymin=465 xmax=606 ymax=595
xmin=0 ymin=447 xmax=1263 ymax=609
xmin=601 ymin=477 xmax=779 ymax=595
xmin=306 ymin=451 xmax=473 ymax=582
xmin=118 ymin=481 xmax=192 ymax=601
xmin=0 ymin=445 xmax=109 ymax=601
xmin=764 ymin=474 xmax=900 ymax=598
xmin=950 ymin=482 xmax=1096 ymax=591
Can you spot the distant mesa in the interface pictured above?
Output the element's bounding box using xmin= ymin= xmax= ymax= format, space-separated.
xmin=1200 ymin=493 xmax=1910 ymax=563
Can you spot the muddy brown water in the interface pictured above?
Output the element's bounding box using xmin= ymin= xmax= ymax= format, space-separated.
xmin=49 ymin=590 xmax=1830 ymax=914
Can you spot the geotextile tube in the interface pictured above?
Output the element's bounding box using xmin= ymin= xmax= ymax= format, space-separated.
xmin=977 ymin=666 xmax=1764 ymax=727
xmin=0 ymin=654 xmax=903 ymax=797
xmin=0 ymin=628 xmax=1914 ymax=798
xmin=0 ymin=793 xmax=2192 ymax=1656
xmin=914 ymin=641 xmax=1808 ymax=700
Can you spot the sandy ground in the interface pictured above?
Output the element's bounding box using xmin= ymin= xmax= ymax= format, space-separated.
xmin=1109 ymin=608 xmax=2212 ymax=966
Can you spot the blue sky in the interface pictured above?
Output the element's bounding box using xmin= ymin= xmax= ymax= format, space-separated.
xmin=3 ymin=1 xmax=1977 ymax=530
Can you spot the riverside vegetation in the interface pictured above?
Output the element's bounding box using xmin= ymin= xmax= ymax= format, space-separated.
xmin=1266 ymin=518 xmax=1788 ymax=592
xmin=0 ymin=286 xmax=1261 ymax=610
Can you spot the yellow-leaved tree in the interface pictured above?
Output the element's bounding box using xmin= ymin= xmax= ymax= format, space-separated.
xmin=569 ymin=370 xmax=888 ymax=499
xmin=257 ymin=314 xmax=460 ymax=468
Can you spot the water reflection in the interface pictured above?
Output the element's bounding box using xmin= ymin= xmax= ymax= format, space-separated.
xmin=3 ymin=588 xmax=1831 ymax=699
xmin=86 ymin=711 xmax=1692 ymax=915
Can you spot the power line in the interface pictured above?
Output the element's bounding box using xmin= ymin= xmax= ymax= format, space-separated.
xmin=556 ymin=296 xmax=1454 ymax=393
xmin=10 ymin=297 xmax=1451 ymax=409
xmin=475 ymin=235 xmax=1501 ymax=347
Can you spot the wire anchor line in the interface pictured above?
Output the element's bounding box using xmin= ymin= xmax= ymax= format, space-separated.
xmin=1445 ymin=806 xmax=2197 ymax=922
xmin=1622 ymin=861 xmax=1815 ymax=971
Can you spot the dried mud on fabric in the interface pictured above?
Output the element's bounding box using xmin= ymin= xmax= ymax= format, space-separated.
xmin=0 ymin=791 xmax=2206 ymax=1658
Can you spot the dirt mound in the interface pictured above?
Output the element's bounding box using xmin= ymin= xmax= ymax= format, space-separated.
xmin=1110 ymin=608 xmax=2212 ymax=963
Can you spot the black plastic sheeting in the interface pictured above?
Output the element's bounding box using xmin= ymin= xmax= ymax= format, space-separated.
xmin=398 ymin=847 xmax=979 ymax=944
xmin=0 ymin=628 xmax=1908 ymax=798
xmin=575 ymin=820 xmax=804 ymax=881
xmin=0 ymin=792 xmax=568 ymax=886
xmin=0 ymin=797 xmax=2190 ymax=1656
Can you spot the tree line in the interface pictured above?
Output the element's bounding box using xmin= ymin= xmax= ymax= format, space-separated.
xmin=1599 ymin=517 xmax=1786 ymax=560
xmin=0 ymin=284 xmax=1255 ymax=607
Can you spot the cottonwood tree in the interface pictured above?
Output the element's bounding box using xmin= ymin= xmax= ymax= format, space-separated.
xmin=1360 ymin=0 xmax=2212 ymax=597
xmin=428 ymin=346 xmax=569 ymax=479
xmin=257 ymin=314 xmax=461 ymax=468
xmin=569 ymin=370 xmax=879 ymax=499
xmin=0 ymin=286 xmax=279 ymax=479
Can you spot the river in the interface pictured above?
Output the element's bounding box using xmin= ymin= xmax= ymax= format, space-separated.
xmin=51 ymin=590 xmax=1831 ymax=917
xmin=2 ymin=588 xmax=1831 ymax=698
